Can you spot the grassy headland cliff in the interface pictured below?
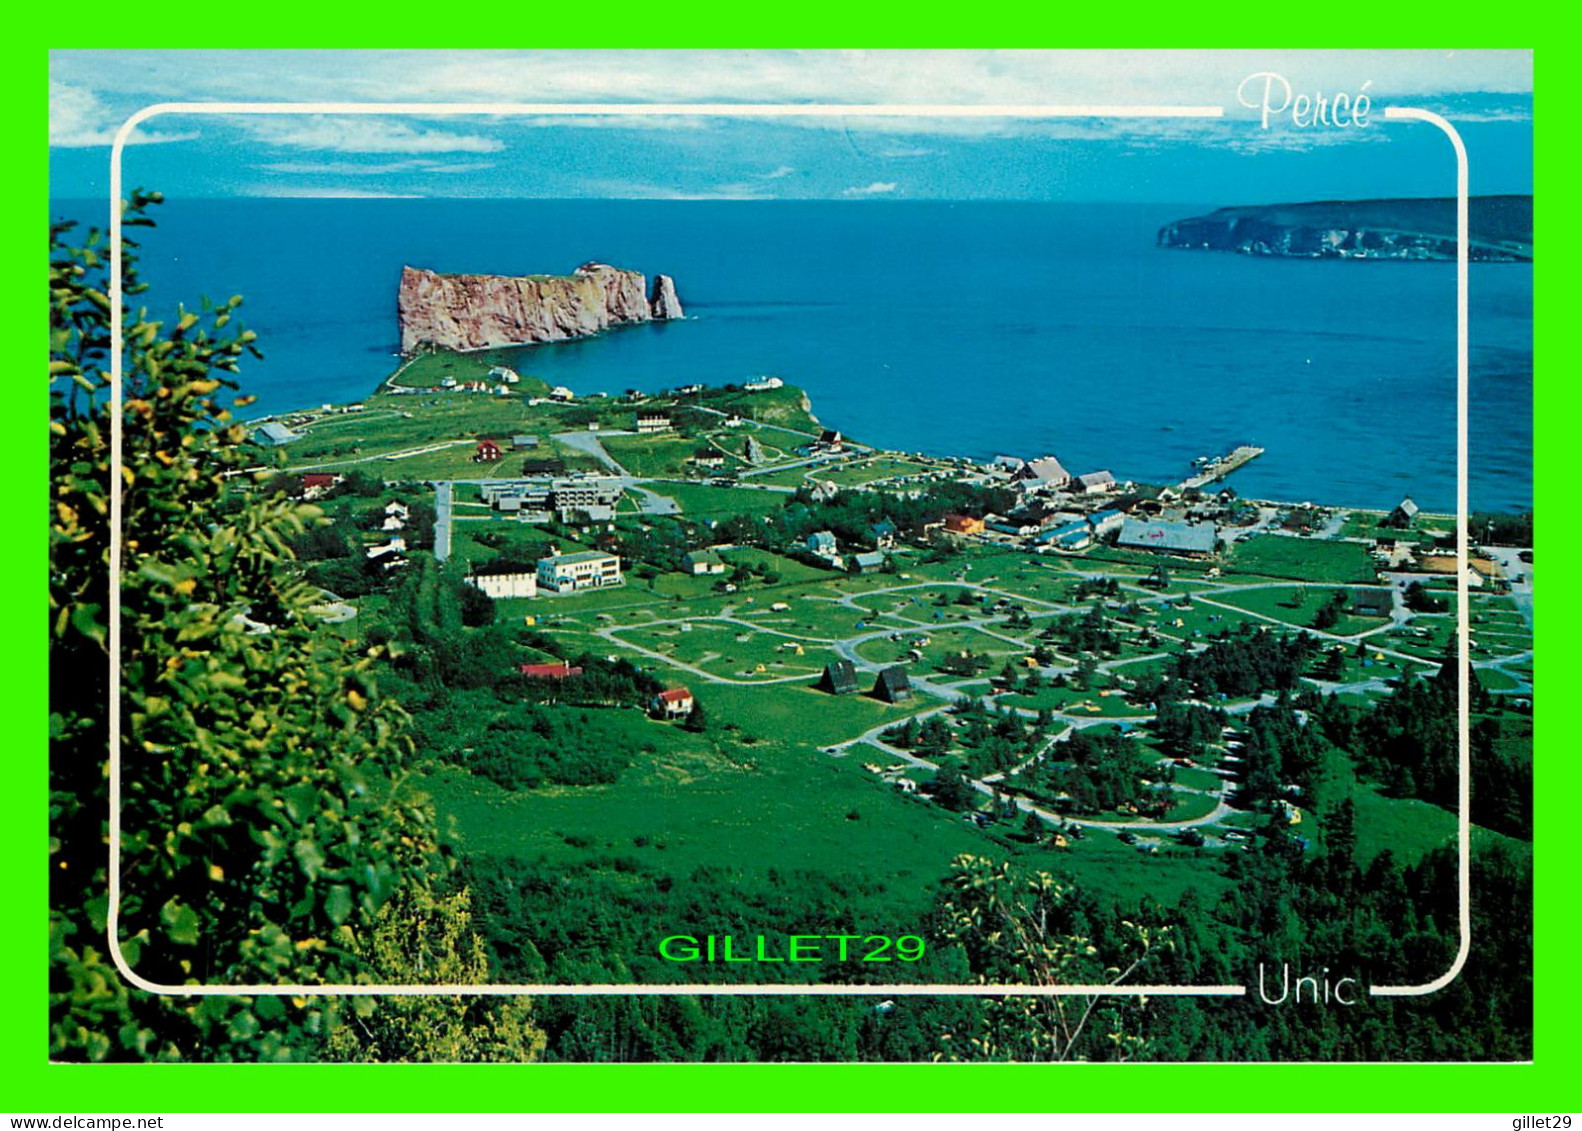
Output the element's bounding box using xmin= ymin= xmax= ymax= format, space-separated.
xmin=1158 ymin=196 xmax=1532 ymax=262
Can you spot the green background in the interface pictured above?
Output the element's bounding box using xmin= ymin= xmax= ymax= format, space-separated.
xmin=12 ymin=14 xmax=1567 ymax=1112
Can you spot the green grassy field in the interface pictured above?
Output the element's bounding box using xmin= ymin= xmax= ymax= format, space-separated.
xmin=1226 ymin=535 xmax=1380 ymax=583
xmin=1155 ymin=789 xmax=1220 ymax=823
xmin=745 ymin=598 xmax=879 ymax=641
xmin=1205 ymin=585 xmax=1393 ymax=637
xmin=600 ymin=434 xmax=702 ymax=478
xmin=698 ymin=385 xmax=824 ymax=433
xmin=1476 ymin=667 xmax=1525 ymax=692
xmin=742 ymin=464 xmax=822 ymax=488
xmin=1132 ymin=598 xmax=1266 ymax=641
xmin=282 ymin=388 xmax=569 ymax=467
xmin=423 ymin=740 xmax=989 ymax=922
xmin=703 ymin=680 xmax=931 ymax=746
xmin=854 ymin=624 xmax=1022 ymax=674
xmin=1350 ymin=782 xmax=1530 ymax=865
xmin=849 ymin=585 xmax=979 ymax=621
xmin=815 ymin=456 xmax=939 ymax=487
xmin=1000 ymin=685 xmax=1149 ymax=719
xmin=1171 ymin=765 xmax=1227 ymax=793
xmin=646 ymin=570 xmax=732 ymax=601
xmin=387 ymin=349 xmax=552 ymax=393
xmin=1336 ymin=511 xmax=1445 ymax=544
xmin=659 ymin=481 xmax=793 ymax=521
xmin=614 ymin=619 xmax=834 ymax=681
xmin=1081 ymin=545 xmax=1219 ymax=575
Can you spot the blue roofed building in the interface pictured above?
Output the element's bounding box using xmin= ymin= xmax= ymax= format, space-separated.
xmin=1116 ymin=517 xmax=1218 ymax=556
xmin=1036 ymin=521 xmax=1093 ymax=550
xmin=807 ymin=530 xmax=838 ymax=557
xmin=252 ymin=421 xmax=302 ymax=446
xmin=1088 ymin=508 xmax=1125 ymax=536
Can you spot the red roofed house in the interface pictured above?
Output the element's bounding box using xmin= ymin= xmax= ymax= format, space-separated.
xmin=942 ymin=514 xmax=986 ymax=536
xmin=300 ymin=472 xmax=341 ymax=499
xmin=519 ymin=661 xmax=583 ymax=680
xmin=652 ymin=687 xmax=695 ymax=717
xmin=474 ymin=439 xmax=503 ymax=462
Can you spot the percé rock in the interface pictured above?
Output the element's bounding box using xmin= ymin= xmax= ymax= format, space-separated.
xmin=398 ymin=262 xmax=684 ymax=354
xmin=650 ymin=273 xmax=684 ymax=320
xmin=1157 ymin=196 xmax=1532 ymax=263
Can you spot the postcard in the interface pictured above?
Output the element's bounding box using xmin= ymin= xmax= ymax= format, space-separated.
xmin=46 ymin=48 xmax=1533 ymax=1070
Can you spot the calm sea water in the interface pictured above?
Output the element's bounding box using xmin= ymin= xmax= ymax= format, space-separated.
xmin=56 ymin=198 xmax=1533 ymax=513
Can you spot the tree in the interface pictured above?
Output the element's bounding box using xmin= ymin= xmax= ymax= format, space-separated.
xmin=456 ymin=579 xmax=497 ymax=627
xmin=322 ymin=886 xmax=545 ymax=1063
xmin=928 ymin=765 xmax=978 ymax=812
xmin=47 ymin=194 xmax=526 ymax=1061
xmin=933 ymin=856 xmax=1163 ymax=1061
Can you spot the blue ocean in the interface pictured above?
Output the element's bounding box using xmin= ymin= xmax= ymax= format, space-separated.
xmin=58 ymin=198 xmax=1533 ymax=513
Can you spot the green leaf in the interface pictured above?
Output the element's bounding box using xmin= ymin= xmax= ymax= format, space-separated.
xmin=293 ymin=838 xmax=326 ymax=881
xmin=324 ymin=885 xmax=354 ymax=926
xmin=160 ymin=898 xmax=200 ymax=946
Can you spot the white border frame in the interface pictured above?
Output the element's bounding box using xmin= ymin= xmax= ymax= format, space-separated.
xmin=104 ymin=99 xmax=1471 ymax=1000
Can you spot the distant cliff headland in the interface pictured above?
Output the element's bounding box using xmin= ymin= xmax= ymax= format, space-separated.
xmin=398 ymin=262 xmax=684 ymax=354
xmin=1158 ymin=196 xmax=1533 ymax=262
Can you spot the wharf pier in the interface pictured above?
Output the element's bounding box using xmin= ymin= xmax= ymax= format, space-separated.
xmin=1179 ymin=445 xmax=1264 ymax=490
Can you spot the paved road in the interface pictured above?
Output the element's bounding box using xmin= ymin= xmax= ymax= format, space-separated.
xmin=552 ymin=429 xmax=630 ymax=475
xmin=433 ymin=480 xmax=453 ymax=563
xmin=287 ymin=438 xmax=474 ymax=473
xmin=1482 ymin=546 xmax=1534 ymax=629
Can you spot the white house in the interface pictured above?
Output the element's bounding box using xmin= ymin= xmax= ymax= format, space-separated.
xmin=652 ymin=687 xmax=695 ymax=717
xmin=682 ymin=551 xmax=727 ymax=576
xmin=807 ymin=531 xmax=838 ymax=559
xmin=537 ymin=550 xmax=623 ymax=593
xmin=1018 ymin=455 xmax=1071 ymax=490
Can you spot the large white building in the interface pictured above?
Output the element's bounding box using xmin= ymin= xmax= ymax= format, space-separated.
xmin=465 ymin=571 xmax=538 ymax=599
xmin=537 ymin=550 xmax=623 ymax=593
xmin=480 ymin=475 xmax=624 ymax=523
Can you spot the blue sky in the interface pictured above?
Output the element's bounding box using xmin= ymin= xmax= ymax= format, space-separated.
xmin=49 ymin=50 xmax=1533 ymax=203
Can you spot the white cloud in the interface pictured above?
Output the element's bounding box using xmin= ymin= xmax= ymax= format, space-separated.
xmin=761 ymin=165 xmax=796 ymax=179
xmin=843 ymin=181 xmax=898 ymax=196
xmin=250 ymin=185 xmax=424 ymax=199
xmin=50 ymin=49 xmax=1532 ymax=133
xmin=256 ymin=159 xmax=495 ymax=175
xmin=237 ymin=115 xmax=504 ymax=154
xmin=49 ymin=81 xmax=197 ymax=147
xmin=576 ymin=178 xmax=774 ymax=200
